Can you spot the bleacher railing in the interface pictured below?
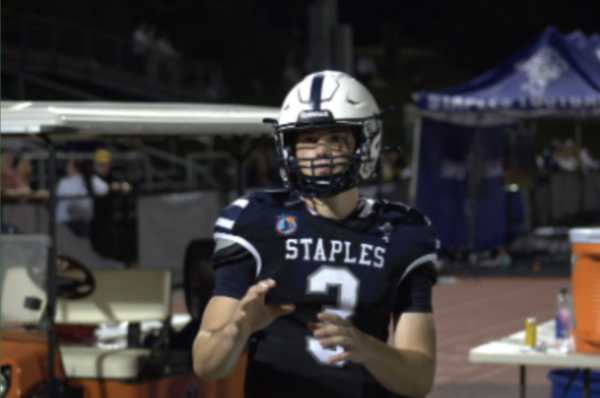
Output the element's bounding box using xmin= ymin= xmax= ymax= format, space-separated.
xmin=1 ymin=9 xmax=225 ymax=101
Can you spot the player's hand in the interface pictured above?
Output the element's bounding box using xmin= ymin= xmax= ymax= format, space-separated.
xmin=233 ymin=279 xmax=295 ymax=337
xmin=308 ymin=312 xmax=372 ymax=364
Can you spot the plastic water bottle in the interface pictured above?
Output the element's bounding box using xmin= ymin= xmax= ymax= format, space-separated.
xmin=555 ymin=288 xmax=573 ymax=353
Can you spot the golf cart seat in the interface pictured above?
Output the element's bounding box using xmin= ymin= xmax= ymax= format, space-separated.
xmin=1 ymin=267 xmax=47 ymax=324
xmin=56 ymin=269 xmax=172 ymax=379
xmin=1 ymin=234 xmax=50 ymax=325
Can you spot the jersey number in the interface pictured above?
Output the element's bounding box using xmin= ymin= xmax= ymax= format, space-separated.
xmin=306 ymin=266 xmax=359 ymax=366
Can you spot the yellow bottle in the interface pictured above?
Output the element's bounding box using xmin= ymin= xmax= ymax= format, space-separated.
xmin=525 ymin=317 xmax=537 ymax=347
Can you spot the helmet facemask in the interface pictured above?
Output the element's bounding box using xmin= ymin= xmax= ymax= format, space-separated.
xmin=271 ymin=117 xmax=383 ymax=198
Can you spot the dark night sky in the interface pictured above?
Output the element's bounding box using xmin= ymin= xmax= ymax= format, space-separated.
xmin=3 ymin=0 xmax=600 ymax=156
xmin=4 ymin=0 xmax=600 ymax=98
xmin=340 ymin=0 xmax=599 ymax=72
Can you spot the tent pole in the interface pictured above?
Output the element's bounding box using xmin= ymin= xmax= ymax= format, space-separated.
xmin=575 ymin=122 xmax=582 ymax=147
xmin=408 ymin=115 xmax=422 ymax=206
xmin=467 ymin=115 xmax=483 ymax=266
xmin=575 ymin=121 xmax=585 ymax=216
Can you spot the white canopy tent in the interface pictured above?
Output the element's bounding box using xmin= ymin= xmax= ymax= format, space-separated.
xmin=1 ymin=101 xmax=280 ymax=137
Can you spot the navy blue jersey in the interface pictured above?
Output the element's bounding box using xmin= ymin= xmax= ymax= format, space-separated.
xmin=212 ymin=190 xmax=438 ymax=398
xmin=212 ymin=255 xmax=435 ymax=313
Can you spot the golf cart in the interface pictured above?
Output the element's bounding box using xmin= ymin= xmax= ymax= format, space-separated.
xmin=0 ymin=101 xmax=279 ymax=398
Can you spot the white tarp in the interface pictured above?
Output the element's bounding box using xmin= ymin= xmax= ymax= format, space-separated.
xmin=1 ymin=203 xmax=124 ymax=269
xmin=137 ymin=190 xmax=236 ymax=269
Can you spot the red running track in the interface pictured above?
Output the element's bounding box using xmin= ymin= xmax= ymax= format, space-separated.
xmin=429 ymin=276 xmax=571 ymax=398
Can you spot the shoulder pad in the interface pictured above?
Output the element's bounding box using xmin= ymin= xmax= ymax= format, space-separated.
xmin=379 ymin=200 xmax=440 ymax=255
xmin=248 ymin=189 xmax=292 ymax=206
xmin=213 ymin=190 xmax=293 ymax=236
xmin=214 ymin=196 xmax=252 ymax=234
xmin=382 ymin=200 xmax=432 ymax=226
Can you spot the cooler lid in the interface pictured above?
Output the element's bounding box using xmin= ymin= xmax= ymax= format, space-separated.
xmin=569 ymin=228 xmax=600 ymax=244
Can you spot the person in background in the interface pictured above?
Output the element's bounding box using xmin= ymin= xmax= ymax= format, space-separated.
xmin=1 ymin=151 xmax=37 ymax=201
xmin=145 ymin=25 xmax=160 ymax=82
xmin=133 ymin=23 xmax=149 ymax=55
xmin=554 ymin=140 xmax=580 ymax=172
xmin=132 ymin=22 xmax=149 ymax=73
xmin=13 ymin=156 xmax=33 ymax=190
xmin=156 ymin=32 xmax=180 ymax=60
xmin=282 ymin=51 xmax=303 ymax=92
xmin=90 ymin=149 xmax=130 ymax=259
xmin=2 ymin=150 xmax=20 ymax=196
xmin=1 ymin=149 xmax=28 ymax=230
xmin=56 ymin=159 xmax=109 ymax=238
xmin=1 ymin=151 xmax=48 ymax=233
xmin=1 ymin=149 xmax=15 ymax=175
xmin=537 ymin=140 xmax=560 ymax=172
xmin=356 ymin=56 xmax=387 ymax=88
xmin=580 ymin=147 xmax=600 ymax=171
xmin=92 ymin=149 xmax=112 ymax=181
xmin=13 ymin=156 xmax=50 ymax=201
xmin=156 ymin=32 xmax=182 ymax=88
xmin=93 ymin=149 xmax=131 ymax=194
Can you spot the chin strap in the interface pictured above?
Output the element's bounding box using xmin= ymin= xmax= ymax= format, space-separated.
xmin=383 ymin=146 xmax=403 ymax=155
xmin=263 ymin=118 xmax=278 ymax=125
xmin=377 ymin=106 xmax=394 ymax=119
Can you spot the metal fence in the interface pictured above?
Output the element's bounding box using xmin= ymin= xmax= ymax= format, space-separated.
xmin=11 ymin=142 xmax=230 ymax=194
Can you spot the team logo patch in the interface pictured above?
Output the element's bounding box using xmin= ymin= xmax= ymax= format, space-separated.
xmin=378 ymin=222 xmax=394 ymax=244
xmin=276 ymin=215 xmax=298 ymax=235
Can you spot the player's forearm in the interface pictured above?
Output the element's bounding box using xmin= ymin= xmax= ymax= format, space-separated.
xmin=192 ymin=321 xmax=250 ymax=382
xmin=361 ymin=335 xmax=435 ymax=398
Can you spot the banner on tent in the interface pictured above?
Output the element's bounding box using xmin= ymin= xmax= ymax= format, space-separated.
xmin=420 ymin=94 xmax=600 ymax=112
xmin=416 ymin=27 xmax=600 ymax=114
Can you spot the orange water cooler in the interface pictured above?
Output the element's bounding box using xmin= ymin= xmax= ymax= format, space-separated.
xmin=569 ymin=228 xmax=600 ymax=353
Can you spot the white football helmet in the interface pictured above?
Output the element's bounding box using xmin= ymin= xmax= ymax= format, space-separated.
xmin=264 ymin=70 xmax=391 ymax=198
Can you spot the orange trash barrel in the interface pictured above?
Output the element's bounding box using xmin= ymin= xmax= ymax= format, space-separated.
xmin=569 ymin=228 xmax=600 ymax=353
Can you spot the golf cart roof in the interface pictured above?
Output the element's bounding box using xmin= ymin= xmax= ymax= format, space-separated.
xmin=1 ymin=101 xmax=280 ymax=138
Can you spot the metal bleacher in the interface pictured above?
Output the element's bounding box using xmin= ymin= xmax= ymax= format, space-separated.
xmin=1 ymin=9 xmax=226 ymax=101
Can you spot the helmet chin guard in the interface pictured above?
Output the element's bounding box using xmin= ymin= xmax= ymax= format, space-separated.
xmin=264 ymin=70 xmax=392 ymax=198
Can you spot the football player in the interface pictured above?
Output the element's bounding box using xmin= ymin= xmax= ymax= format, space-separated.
xmin=193 ymin=71 xmax=438 ymax=398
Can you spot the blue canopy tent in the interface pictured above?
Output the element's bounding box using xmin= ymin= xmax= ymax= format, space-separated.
xmin=410 ymin=26 xmax=600 ymax=255
xmin=566 ymin=30 xmax=600 ymax=67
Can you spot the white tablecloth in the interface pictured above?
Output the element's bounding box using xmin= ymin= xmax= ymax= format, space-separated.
xmin=469 ymin=320 xmax=600 ymax=368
